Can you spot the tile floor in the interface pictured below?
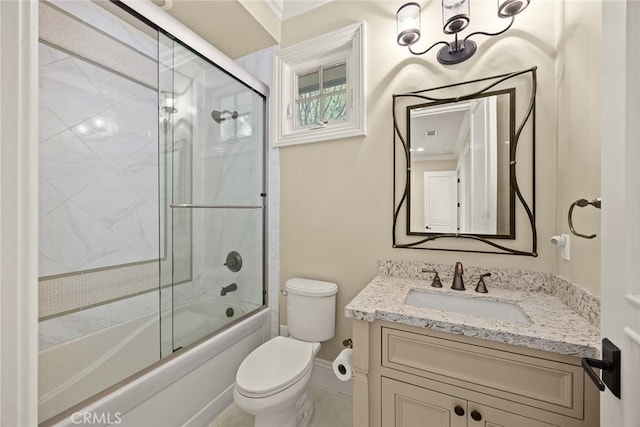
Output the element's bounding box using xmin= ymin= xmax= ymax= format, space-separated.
xmin=208 ymin=385 xmax=353 ymax=427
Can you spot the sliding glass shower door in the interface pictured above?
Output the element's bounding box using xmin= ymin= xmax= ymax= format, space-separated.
xmin=159 ymin=35 xmax=266 ymax=356
xmin=37 ymin=3 xmax=266 ymax=420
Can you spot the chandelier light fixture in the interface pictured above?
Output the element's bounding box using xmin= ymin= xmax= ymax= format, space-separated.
xmin=396 ymin=0 xmax=531 ymax=65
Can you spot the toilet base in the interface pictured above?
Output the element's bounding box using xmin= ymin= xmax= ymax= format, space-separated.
xmin=295 ymin=392 xmax=313 ymax=427
xmin=253 ymin=392 xmax=314 ymax=427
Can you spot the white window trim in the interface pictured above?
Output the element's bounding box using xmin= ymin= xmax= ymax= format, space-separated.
xmin=273 ymin=21 xmax=366 ymax=147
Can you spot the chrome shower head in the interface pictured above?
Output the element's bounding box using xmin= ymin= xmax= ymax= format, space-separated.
xmin=211 ymin=109 xmax=238 ymax=124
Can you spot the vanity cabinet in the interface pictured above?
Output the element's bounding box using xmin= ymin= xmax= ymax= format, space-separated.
xmin=351 ymin=320 xmax=599 ymax=427
xmin=382 ymin=377 xmax=555 ymax=427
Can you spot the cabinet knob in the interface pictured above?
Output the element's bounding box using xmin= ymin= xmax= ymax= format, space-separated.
xmin=470 ymin=410 xmax=482 ymax=421
xmin=454 ymin=406 xmax=465 ymax=416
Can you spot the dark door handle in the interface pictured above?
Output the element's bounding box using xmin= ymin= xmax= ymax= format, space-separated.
xmin=470 ymin=410 xmax=482 ymax=421
xmin=453 ymin=405 xmax=464 ymax=416
xmin=581 ymin=338 xmax=621 ymax=399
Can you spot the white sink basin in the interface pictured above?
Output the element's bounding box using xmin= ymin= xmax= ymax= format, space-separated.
xmin=405 ymin=290 xmax=531 ymax=324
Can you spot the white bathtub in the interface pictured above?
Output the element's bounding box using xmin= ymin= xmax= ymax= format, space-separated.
xmin=40 ymin=299 xmax=269 ymax=426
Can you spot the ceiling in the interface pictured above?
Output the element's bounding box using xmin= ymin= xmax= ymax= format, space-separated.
xmin=152 ymin=0 xmax=332 ymax=59
xmin=410 ymin=109 xmax=470 ymax=161
xmin=265 ymin=0 xmax=333 ymax=21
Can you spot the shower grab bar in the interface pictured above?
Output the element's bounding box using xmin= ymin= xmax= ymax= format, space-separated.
xmin=170 ymin=204 xmax=262 ymax=209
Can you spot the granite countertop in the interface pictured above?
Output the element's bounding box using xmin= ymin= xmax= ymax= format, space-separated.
xmin=345 ymin=270 xmax=601 ymax=359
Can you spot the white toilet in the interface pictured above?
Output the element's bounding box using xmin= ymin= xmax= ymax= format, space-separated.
xmin=233 ymin=278 xmax=338 ymax=427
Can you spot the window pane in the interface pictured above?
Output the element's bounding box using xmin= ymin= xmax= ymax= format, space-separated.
xmin=322 ymin=63 xmax=346 ymax=94
xmin=298 ymin=70 xmax=320 ymax=98
xmin=322 ymin=93 xmax=347 ymax=122
xmin=237 ymin=114 xmax=252 ymax=138
xmin=296 ymin=64 xmax=347 ymax=127
xmin=298 ymin=98 xmax=320 ymax=127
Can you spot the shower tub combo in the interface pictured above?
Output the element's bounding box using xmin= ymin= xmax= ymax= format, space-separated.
xmin=43 ymin=304 xmax=270 ymax=427
xmin=37 ymin=0 xmax=270 ymax=425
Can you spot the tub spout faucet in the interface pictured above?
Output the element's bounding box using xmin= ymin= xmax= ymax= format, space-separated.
xmin=452 ymin=262 xmax=465 ymax=291
xmin=221 ymin=283 xmax=237 ymax=296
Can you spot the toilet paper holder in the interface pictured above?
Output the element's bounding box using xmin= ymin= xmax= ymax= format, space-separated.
xmin=333 ymin=343 xmax=354 ymax=381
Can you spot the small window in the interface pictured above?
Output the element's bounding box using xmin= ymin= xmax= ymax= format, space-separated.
xmin=296 ymin=62 xmax=348 ymax=128
xmin=274 ymin=22 xmax=366 ymax=147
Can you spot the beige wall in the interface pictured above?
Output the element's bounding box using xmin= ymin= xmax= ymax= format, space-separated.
xmin=555 ymin=0 xmax=602 ymax=296
xmin=279 ymin=0 xmax=570 ymax=360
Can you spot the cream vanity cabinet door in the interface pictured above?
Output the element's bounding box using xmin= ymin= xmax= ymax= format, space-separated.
xmin=467 ymin=402 xmax=558 ymax=427
xmin=382 ymin=377 xmax=467 ymax=427
xmin=382 ymin=377 xmax=557 ymax=427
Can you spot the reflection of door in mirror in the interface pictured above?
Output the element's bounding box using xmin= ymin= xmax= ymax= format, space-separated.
xmin=423 ymin=171 xmax=458 ymax=232
xmin=469 ymin=96 xmax=497 ymax=234
xmin=408 ymin=93 xmax=505 ymax=235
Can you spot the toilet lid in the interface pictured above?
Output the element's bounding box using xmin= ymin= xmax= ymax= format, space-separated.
xmin=236 ymin=336 xmax=314 ymax=397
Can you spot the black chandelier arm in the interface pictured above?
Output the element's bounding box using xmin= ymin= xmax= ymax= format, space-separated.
xmin=463 ymin=16 xmax=515 ymax=43
xmin=408 ymin=40 xmax=449 ymax=56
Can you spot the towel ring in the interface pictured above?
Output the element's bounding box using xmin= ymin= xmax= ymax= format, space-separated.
xmin=568 ymin=198 xmax=601 ymax=239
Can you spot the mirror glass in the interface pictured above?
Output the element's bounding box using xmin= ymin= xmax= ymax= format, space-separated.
xmin=407 ymin=90 xmax=514 ymax=237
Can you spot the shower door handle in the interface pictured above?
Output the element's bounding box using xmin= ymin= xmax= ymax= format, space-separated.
xmin=170 ymin=204 xmax=262 ymax=209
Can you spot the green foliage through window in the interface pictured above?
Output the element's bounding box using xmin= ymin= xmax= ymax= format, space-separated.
xmin=296 ymin=62 xmax=347 ymax=128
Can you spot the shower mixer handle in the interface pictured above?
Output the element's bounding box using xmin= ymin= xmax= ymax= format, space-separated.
xmin=224 ymin=251 xmax=243 ymax=272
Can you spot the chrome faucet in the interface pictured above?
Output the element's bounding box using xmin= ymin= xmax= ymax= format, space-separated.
xmin=451 ymin=262 xmax=465 ymax=291
xmin=221 ymin=283 xmax=237 ymax=296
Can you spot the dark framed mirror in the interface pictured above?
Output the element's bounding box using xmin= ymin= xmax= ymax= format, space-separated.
xmin=393 ymin=67 xmax=537 ymax=256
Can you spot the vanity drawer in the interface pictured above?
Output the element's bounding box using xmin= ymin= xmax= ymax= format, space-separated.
xmin=381 ymin=327 xmax=584 ymax=419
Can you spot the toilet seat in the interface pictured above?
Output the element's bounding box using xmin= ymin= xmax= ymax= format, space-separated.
xmin=235 ymin=336 xmax=314 ymax=398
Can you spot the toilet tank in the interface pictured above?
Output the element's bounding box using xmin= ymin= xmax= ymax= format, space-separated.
xmin=285 ymin=278 xmax=337 ymax=342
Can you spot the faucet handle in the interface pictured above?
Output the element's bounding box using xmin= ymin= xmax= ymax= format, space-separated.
xmin=475 ymin=273 xmax=491 ymax=293
xmin=421 ymin=269 xmax=443 ymax=288
xmin=432 ymin=272 xmax=443 ymax=288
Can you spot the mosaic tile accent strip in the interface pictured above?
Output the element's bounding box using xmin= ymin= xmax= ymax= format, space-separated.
xmin=39 ymin=262 xmax=159 ymax=319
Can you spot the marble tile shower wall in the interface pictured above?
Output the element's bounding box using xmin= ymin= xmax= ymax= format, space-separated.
xmin=38 ymin=44 xmax=159 ymax=277
xmin=193 ymin=82 xmax=264 ymax=307
xmin=200 ymin=160 xmax=263 ymax=305
xmin=38 ymin=0 xmax=161 ymax=322
xmin=235 ymin=45 xmax=281 ymax=336
xmin=40 ymin=1 xmax=157 ymax=87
